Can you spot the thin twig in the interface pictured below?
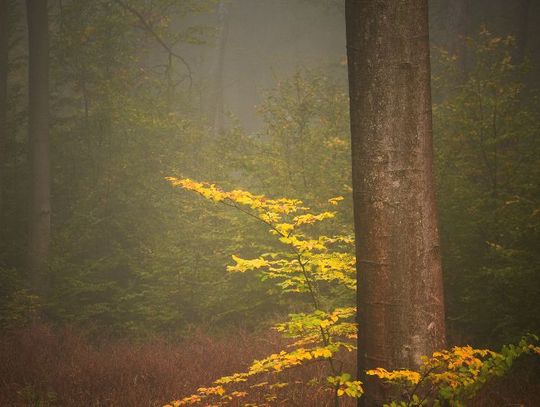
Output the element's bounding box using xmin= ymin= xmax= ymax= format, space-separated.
xmin=113 ymin=0 xmax=193 ymax=89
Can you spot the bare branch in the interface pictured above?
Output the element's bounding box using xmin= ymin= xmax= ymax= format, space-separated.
xmin=113 ymin=0 xmax=193 ymax=89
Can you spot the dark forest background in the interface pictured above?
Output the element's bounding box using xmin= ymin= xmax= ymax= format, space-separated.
xmin=0 ymin=0 xmax=539 ymax=405
xmin=1 ymin=0 xmax=539 ymax=344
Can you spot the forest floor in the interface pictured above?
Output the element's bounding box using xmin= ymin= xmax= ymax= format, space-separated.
xmin=0 ymin=322 xmax=538 ymax=406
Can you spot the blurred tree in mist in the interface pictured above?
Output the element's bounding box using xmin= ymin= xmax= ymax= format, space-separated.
xmin=433 ymin=29 xmax=540 ymax=345
xmin=26 ymin=0 xmax=50 ymax=295
xmin=0 ymin=0 xmax=8 ymax=253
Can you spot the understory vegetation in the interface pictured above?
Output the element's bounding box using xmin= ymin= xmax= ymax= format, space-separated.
xmin=0 ymin=323 xmax=538 ymax=407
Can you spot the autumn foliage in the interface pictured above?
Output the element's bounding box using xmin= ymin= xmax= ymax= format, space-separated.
xmin=164 ymin=178 xmax=540 ymax=407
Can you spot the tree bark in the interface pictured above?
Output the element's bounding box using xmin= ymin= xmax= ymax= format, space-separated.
xmin=345 ymin=1 xmax=446 ymax=405
xmin=26 ymin=0 xmax=50 ymax=293
xmin=211 ymin=0 xmax=229 ymax=137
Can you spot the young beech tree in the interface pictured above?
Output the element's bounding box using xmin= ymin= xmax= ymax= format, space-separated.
xmin=164 ymin=179 xmax=540 ymax=407
xmin=345 ymin=1 xmax=446 ymax=405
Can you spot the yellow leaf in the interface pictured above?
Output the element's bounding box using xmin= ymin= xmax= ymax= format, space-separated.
xmin=328 ymin=196 xmax=344 ymax=206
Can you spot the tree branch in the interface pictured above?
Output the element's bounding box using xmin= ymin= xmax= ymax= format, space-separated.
xmin=113 ymin=0 xmax=193 ymax=89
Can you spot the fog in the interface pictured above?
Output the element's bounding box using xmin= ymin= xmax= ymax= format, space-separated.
xmin=1 ymin=1 xmax=539 ymax=405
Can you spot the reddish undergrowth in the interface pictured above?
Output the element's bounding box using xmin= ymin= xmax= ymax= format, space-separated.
xmin=0 ymin=322 xmax=353 ymax=406
xmin=0 ymin=322 xmax=537 ymax=406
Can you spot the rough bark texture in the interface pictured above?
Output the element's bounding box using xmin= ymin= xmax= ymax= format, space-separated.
xmin=0 ymin=0 xmax=7 ymax=243
xmin=26 ymin=0 xmax=50 ymax=292
xmin=345 ymin=1 xmax=446 ymax=405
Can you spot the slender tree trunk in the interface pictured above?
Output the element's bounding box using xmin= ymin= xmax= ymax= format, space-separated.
xmin=445 ymin=0 xmax=469 ymax=73
xmin=0 ymin=0 xmax=8 ymax=248
xmin=345 ymin=1 xmax=446 ymax=405
xmin=515 ymin=0 xmax=531 ymax=63
xmin=211 ymin=0 xmax=229 ymax=137
xmin=26 ymin=0 xmax=50 ymax=293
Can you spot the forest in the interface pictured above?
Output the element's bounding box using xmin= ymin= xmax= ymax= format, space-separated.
xmin=0 ymin=0 xmax=539 ymax=406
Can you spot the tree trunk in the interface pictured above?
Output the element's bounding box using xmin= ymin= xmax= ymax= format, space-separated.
xmin=26 ymin=0 xmax=50 ymax=293
xmin=345 ymin=1 xmax=446 ymax=405
xmin=210 ymin=0 xmax=229 ymax=137
xmin=445 ymin=0 xmax=469 ymax=73
xmin=0 ymin=0 xmax=8 ymax=247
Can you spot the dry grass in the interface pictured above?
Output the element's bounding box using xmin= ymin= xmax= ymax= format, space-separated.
xmin=0 ymin=322 xmax=353 ymax=407
xmin=0 ymin=322 xmax=537 ymax=406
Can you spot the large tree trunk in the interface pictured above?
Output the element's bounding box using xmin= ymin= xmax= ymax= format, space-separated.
xmin=26 ymin=0 xmax=50 ymax=293
xmin=0 ymin=0 xmax=8 ymax=246
xmin=345 ymin=1 xmax=446 ymax=405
